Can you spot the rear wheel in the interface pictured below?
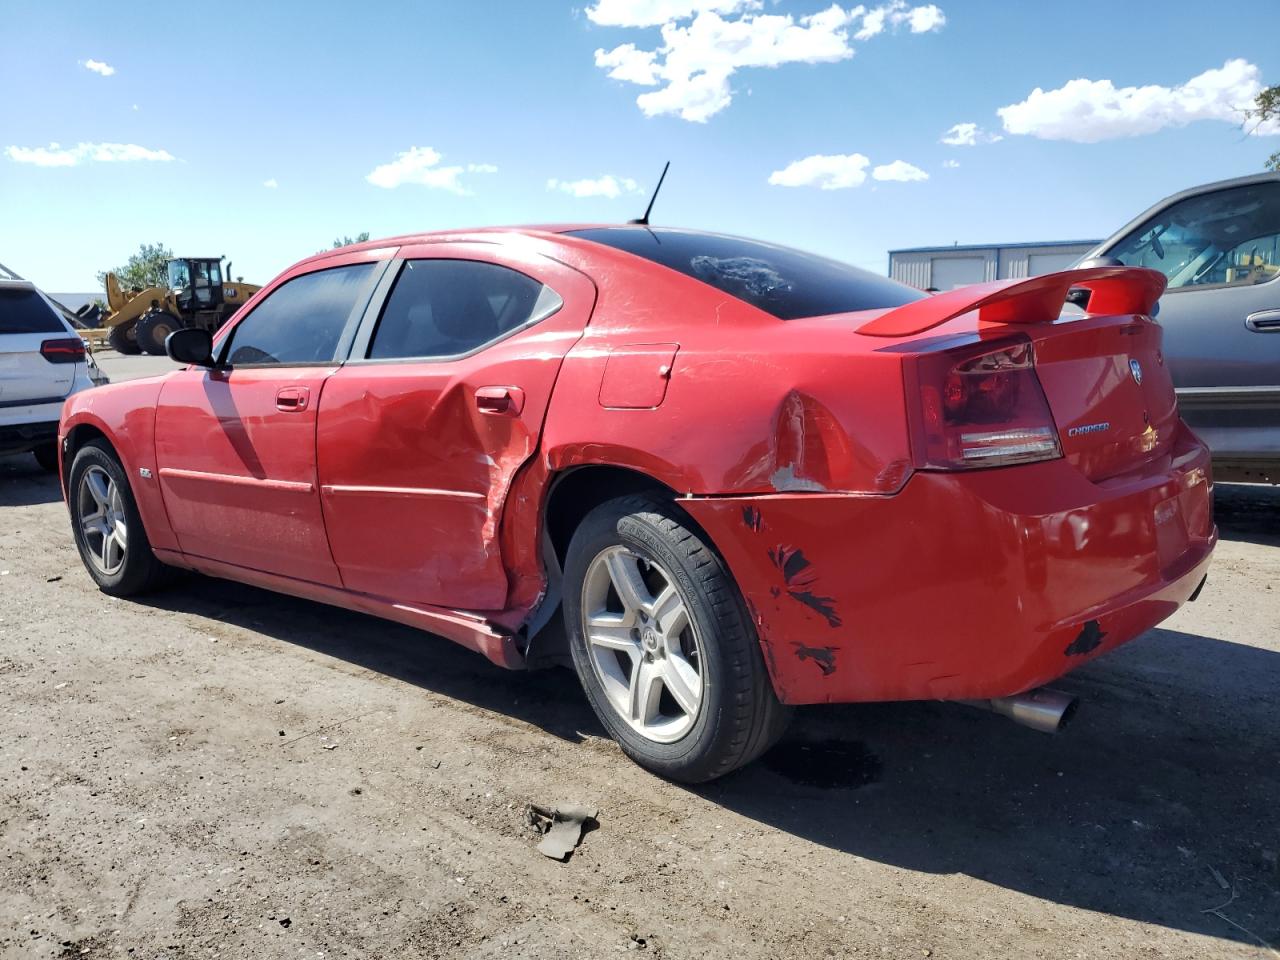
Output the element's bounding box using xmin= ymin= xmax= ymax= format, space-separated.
xmin=106 ymin=322 xmax=141 ymax=355
xmin=68 ymin=441 xmax=170 ymax=595
xmin=135 ymin=311 xmax=182 ymax=356
xmin=564 ymin=495 xmax=790 ymax=783
xmin=32 ymin=443 xmax=58 ymax=473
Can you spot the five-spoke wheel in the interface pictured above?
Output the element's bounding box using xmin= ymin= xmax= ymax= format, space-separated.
xmin=77 ymin=464 xmax=129 ymax=575
xmin=582 ymin=545 xmax=704 ymax=743
xmin=565 ymin=494 xmax=790 ymax=783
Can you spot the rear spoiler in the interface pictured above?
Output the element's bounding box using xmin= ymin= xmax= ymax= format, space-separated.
xmin=857 ymin=266 xmax=1166 ymax=338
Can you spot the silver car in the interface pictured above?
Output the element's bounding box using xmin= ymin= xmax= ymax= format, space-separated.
xmin=1082 ymin=172 xmax=1280 ymax=483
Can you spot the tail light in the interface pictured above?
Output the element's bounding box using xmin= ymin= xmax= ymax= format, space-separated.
xmin=908 ymin=334 xmax=1062 ymax=470
xmin=40 ymin=337 xmax=86 ymax=364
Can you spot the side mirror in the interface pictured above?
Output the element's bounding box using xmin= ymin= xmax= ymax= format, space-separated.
xmin=166 ymin=327 xmax=215 ymax=367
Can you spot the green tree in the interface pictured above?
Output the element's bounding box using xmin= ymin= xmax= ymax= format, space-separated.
xmin=1246 ymin=84 xmax=1279 ymax=171
xmin=96 ymin=242 xmax=173 ymax=290
xmin=327 ymin=232 xmax=370 ymax=252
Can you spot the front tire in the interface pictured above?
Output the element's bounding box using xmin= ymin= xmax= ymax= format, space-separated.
xmin=68 ymin=441 xmax=170 ymax=596
xmin=564 ymin=495 xmax=790 ymax=783
xmin=135 ymin=311 xmax=182 ymax=356
xmin=106 ymin=322 xmax=141 ymax=355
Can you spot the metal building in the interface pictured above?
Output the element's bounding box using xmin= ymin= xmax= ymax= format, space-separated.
xmin=887 ymin=240 xmax=1101 ymax=291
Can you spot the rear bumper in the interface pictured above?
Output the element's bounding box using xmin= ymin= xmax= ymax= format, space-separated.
xmin=681 ymin=423 xmax=1216 ymax=706
xmin=0 ymin=419 xmax=58 ymax=455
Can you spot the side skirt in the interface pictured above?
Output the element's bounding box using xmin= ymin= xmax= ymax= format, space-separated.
xmin=153 ymin=548 xmax=524 ymax=669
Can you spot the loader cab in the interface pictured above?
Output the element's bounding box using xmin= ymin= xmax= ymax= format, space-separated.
xmin=167 ymin=257 xmax=224 ymax=313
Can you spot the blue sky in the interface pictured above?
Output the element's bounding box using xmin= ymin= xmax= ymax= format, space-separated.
xmin=2 ymin=0 xmax=1276 ymax=292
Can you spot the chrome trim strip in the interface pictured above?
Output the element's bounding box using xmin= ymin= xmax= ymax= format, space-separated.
xmin=158 ymin=467 xmax=314 ymax=494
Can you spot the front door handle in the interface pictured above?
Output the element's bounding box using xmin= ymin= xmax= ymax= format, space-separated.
xmin=275 ymin=386 xmax=310 ymax=412
xmin=475 ymin=385 xmax=524 ymax=416
xmin=1245 ymin=309 xmax=1280 ymax=332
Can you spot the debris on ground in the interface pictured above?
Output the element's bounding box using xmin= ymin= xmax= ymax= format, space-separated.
xmin=526 ymin=802 xmax=597 ymax=861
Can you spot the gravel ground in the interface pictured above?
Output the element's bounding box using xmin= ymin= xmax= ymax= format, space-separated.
xmin=1 ymin=357 xmax=1277 ymax=958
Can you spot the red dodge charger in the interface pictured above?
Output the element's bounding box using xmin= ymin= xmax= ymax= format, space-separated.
xmin=59 ymin=226 xmax=1216 ymax=781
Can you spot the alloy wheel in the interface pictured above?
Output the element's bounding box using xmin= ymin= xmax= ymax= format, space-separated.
xmin=581 ymin=545 xmax=704 ymax=743
xmin=78 ymin=465 xmax=128 ymax=576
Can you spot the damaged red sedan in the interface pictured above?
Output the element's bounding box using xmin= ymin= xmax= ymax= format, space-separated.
xmin=59 ymin=226 xmax=1216 ymax=782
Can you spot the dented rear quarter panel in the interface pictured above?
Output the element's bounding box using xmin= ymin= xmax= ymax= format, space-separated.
xmin=540 ymin=238 xmax=916 ymax=496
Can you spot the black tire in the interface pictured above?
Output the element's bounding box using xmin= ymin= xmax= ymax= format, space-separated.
xmin=32 ymin=442 xmax=59 ymax=473
xmin=68 ymin=440 xmax=170 ymax=596
xmin=107 ymin=322 xmax=141 ymax=355
xmin=135 ymin=311 xmax=182 ymax=356
xmin=564 ymin=495 xmax=790 ymax=783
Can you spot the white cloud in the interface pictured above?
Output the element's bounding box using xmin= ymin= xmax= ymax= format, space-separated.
xmin=4 ymin=141 xmax=174 ymax=167
xmin=365 ymin=146 xmax=497 ymax=193
xmin=595 ymin=43 xmax=661 ymax=85
xmin=82 ymin=59 xmax=115 ymax=77
xmin=940 ymin=121 xmax=1001 ymax=146
xmin=585 ymin=0 xmax=756 ymax=27
xmin=594 ymin=2 xmax=946 ymax=122
xmin=263 ymin=178 xmax=278 ymax=188
xmin=942 ymin=158 xmax=960 ymax=168
xmin=997 ymin=59 xmax=1279 ymax=143
xmin=872 ymin=159 xmax=929 ymax=181
xmin=768 ymin=153 xmax=870 ymax=190
xmin=855 ymin=1 xmax=945 ymax=40
xmin=547 ymin=174 xmax=642 ymax=199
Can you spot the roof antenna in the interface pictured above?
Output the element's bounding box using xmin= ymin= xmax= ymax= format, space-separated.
xmin=628 ymin=161 xmax=670 ymax=225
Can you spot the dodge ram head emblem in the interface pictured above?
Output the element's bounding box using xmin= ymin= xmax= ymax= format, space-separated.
xmin=1130 ymin=359 xmax=1143 ymax=385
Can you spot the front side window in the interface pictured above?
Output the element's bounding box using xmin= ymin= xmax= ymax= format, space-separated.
xmin=167 ymin=260 xmax=190 ymax=291
xmin=1106 ymin=182 xmax=1280 ymax=290
xmin=222 ymin=262 xmax=375 ymax=366
xmin=570 ymin=227 xmax=924 ymax=319
xmin=367 ymin=259 xmax=562 ymax=360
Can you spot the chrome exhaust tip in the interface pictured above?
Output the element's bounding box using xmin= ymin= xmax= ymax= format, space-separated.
xmin=969 ymin=687 xmax=1078 ymax=733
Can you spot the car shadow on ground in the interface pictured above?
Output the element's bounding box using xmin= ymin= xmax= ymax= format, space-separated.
xmin=0 ymin=454 xmax=63 ymax=506
xmin=46 ymin=478 xmax=1280 ymax=951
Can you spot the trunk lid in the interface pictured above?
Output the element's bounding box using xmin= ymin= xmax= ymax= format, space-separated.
xmin=1030 ymin=314 xmax=1177 ymax=481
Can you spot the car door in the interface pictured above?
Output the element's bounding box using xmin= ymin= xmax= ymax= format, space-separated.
xmin=154 ymin=253 xmax=389 ymax=585
xmin=1096 ymin=178 xmax=1280 ymax=471
xmin=315 ymin=242 xmax=595 ymax=611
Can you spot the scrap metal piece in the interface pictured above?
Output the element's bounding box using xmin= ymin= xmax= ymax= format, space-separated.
xmin=527 ymin=803 xmax=598 ymax=861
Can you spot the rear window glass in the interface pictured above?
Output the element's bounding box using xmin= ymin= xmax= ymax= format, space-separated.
xmin=569 ymin=227 xmax=924 ymax=320
xmin=0 ymin=289 xmax=64 ymax=333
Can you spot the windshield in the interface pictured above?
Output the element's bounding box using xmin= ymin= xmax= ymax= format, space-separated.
xmin=1106 ymin=182 xmax=1280 ymax=289
xmin=570 ymin=227 xmax=925 ymax=320
xmin=168 ymin=260 xmax=190 ymax=290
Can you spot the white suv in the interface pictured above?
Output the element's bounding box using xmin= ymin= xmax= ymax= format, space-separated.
xmin=1 ymin=279 xmax=106 ymax=471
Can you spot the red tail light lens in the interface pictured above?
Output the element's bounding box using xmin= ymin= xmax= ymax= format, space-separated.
xmin=909 ymin=335 xmax=1062 ymax=470
xmin=40 ymin=337 xmax=86 ymax=364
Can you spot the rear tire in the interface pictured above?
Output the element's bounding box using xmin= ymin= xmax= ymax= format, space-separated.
xmin=135 ymin=311 xmax=182 ymax=356
xmin=564 ymin=495 xmax=790 ymax=783
xmin=68 ymin=440 xmax=170 ymax=596
xmin=33 ymin=443 xmax=59 ymax=473
xmin=106 ymin=322 xmax=141 ymax=355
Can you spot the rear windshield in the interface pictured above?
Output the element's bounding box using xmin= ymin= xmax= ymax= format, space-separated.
xmin=0 ymin=288 xmax=64 ymax=333
xmin=569 ymin=227 xmax=924 ymax=320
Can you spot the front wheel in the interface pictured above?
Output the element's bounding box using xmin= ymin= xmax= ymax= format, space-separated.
xmin=68 ymin=441 xmax=170 ymax=595
xmin=135 ymin=311 xmax=182 ymax=356
xmin=564 ymin=495 xmax=790 ymax=783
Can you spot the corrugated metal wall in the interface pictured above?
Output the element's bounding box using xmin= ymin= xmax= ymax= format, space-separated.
xmin=889 ymin=242 xmax=1098 ymax=290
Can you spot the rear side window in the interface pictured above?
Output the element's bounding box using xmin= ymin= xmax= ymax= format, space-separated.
xmin=570 ymin=227 xmax=924 ymax=320
xmin=223 ymin=263 xmax=375 ymax=365
xmin=367 ymin=259 xmax=562 ymax=360
xmin=0 ymin=289 xmax=64 ymax=333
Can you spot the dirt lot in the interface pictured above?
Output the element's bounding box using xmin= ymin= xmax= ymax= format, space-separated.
xmin=2 ymin=354 xmax=1278 ymax=958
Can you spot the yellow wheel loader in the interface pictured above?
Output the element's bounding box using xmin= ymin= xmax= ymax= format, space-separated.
xmin=102 ymin=257 xmax=261 ymax=356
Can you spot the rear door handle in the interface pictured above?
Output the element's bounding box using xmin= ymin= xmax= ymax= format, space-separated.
xmin=1245 ymin=309 xmax=1280 ymax=332
xmin=275 ymin=386 xmax=310 ymax=412
xmin=475 ymin=385 xmax=524 ymax=416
